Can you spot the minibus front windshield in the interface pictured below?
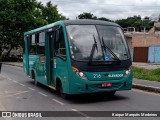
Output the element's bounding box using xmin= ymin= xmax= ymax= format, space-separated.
xmin=66 ymin=25 xmax=130 ymax=62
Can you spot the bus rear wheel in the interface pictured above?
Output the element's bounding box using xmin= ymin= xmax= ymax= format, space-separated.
xmin=34 ymin=79 xmax=39 ymax=86
xmin=32 ymin=71 xmax=39 ymax=86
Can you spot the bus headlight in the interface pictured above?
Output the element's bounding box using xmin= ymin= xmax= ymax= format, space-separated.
xmin=125 ymin=65 xmax=132 ymax=76
xmin=79 ymin=72 xmax=84 ymax=77
xmin=72 ymin=66 xmax=88 ymax=80
xmin=125 ymin=70 xmax=131 ymax=75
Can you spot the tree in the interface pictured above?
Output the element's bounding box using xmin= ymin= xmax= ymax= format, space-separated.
xmin=78 ymin=12 xmax=113 ymax=22
xmin=41 ymin=1 xmax=66 ymax=24
xmin=115 ymin=15 xmax=153 ymax=31
xmin=98 ymin=17 xmax=113 ymax=22
xmin=116 ymin=19 xmax=128 ymax=28
xmin=141 ymin=19 xmax=154 ymax=31
xmin=78 ymin=12 xmax=97 ymax=19
xmin=0 ymin=0 xmax=42 ymax=60
xmin=0 ymin=0 xmax=66 ymax=61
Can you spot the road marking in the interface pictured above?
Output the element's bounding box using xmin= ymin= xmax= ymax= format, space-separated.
xmin=0 ymin=102 xmax=6 ymax=111
xmin=19 ymin=83 xmax=25 ymax=86
xmin=2 ymin=75 xmax=6 ymax=78
xmin=0 ymin=103 xmax=12 ymax=120
xmin=13 ymin=80 xmax=18 ymax=83
xmin=1 ymin=75 xmax=5 ymax=78
xmin=8 ymin=78 xmax=12 ymax=81
xmin=52 ymin=99 xmax=64 ymax=105
xmin=71 ymin=109 xmax=90 ymax=118
xmin=38 ymin=92 xmax=48 ymax=97
xmin=2 ymin=90 xmax=30 ymax=98
xmin=28 ymin=87 xmax=35 ymax=91
xmin=132 ymin=89 xmax=160 ymax=96
xmin=71 ymin=109 xmax=78 ymax=111
xmin=3 ymin=64 xmax=22 ymax=69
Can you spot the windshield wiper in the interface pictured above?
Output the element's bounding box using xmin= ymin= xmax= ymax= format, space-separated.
xmin=101 ymin=37 xmax=121 ymax=64
xmin=88 ymin=35 xmax=98 ymax=65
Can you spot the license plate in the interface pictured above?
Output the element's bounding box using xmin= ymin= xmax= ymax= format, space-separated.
xmin=101 ymin=82 xmax=112 ymax=87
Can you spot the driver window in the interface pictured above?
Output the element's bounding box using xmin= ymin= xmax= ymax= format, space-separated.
xmin=55 ymin=26 xmax=66 ymax=59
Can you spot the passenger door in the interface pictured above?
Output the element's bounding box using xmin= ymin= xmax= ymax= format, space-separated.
xmin=48 ymin=31 xmax=55 ymax=85
xmin=54 ymin=26 xmax=69 ymax=93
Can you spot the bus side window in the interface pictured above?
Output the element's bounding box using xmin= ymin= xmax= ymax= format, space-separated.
xmin=29 ymin=35 xmax=37 ymax=55
xmin=55 ymin=27 xmax=66 ymax=59
xmin=37 ymin=32 xmax=45 ymax=63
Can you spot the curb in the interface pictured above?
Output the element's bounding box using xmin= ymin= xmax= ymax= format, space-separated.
xmin=0 ymin=62 xmax=23 ymax=68
xmin=132 ymin=83 xmax=160 ymax=93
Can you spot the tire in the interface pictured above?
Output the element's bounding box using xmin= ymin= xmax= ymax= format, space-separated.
xmin=59 ymin=83 xmax=69 ymax=99
xmin=106 ymin=91 xmax=116 ymax=96
xmin=32 ymin=71 xmax=39 ymax=86
xmin=34 ymin=78 xmax=39 ymax=86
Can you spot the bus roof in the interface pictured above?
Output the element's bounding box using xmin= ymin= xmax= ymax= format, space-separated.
xmin=63 ymin=19 xmax=119 ymax=26
xmin=24 ymin=21 xmax=63 ymax=35
xmin=24 ymin=19 xmax=119 ymax=36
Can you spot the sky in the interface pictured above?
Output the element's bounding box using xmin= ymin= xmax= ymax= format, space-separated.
xmin=38 ymin=0 xmax=160 ymax=21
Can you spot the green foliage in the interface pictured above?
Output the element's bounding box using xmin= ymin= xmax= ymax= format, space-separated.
xmin=78 ymin=12 xmax=97 ymax=19
xmin=142 ymin=19 xmax=154 ymax=29
xmin=0 ymin=0 xmax=66 ymax=61
xmin=98 ymin=17 xmax=113 ymax=22
xmin=41 ymin=1 xmax=66 ymax=24
xmin=132 ymin=66 xmax=160 ymax=82
xmin=78 ymin=12 xmax=112 ymax=22
xmin=116 ymin=15 xmax=154 ymax=31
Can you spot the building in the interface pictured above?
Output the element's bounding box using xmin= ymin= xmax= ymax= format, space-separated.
xmin=125 ymin=21 xmax=160 ymax=63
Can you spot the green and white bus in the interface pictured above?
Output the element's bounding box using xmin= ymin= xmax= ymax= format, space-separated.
xmin=23 ymin=20 xmax=132 ymax=98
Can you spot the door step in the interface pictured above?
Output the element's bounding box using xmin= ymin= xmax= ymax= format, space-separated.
xmin=48 ymin=85 xmax=56 ymax=90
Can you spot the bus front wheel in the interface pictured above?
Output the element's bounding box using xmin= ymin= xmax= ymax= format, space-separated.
xmin=59 ymin=83 xmax=69 ymax=99
xmin=106 ymin=91 xmax=116 ymax=96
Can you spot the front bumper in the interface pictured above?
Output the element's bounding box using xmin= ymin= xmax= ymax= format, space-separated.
xmin=69 ymin=77 xmax=132 ymax=94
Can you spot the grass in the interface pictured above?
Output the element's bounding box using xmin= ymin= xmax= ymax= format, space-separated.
xmin=132 ymin=66 xmax=160 ymax=82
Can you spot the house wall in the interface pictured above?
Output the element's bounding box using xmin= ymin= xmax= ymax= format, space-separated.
xmin=125 ymin=33 xmax=160 ymax=63
xmin=132 ymin=34 xmax=160 ymax=47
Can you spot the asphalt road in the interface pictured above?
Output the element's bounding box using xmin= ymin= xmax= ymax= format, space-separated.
xmin=0 ymin=64 xmax=160 ymax=120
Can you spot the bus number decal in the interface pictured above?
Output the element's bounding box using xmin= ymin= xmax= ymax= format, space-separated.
xmin=93 ymin=74 xmax=101 ymax=79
